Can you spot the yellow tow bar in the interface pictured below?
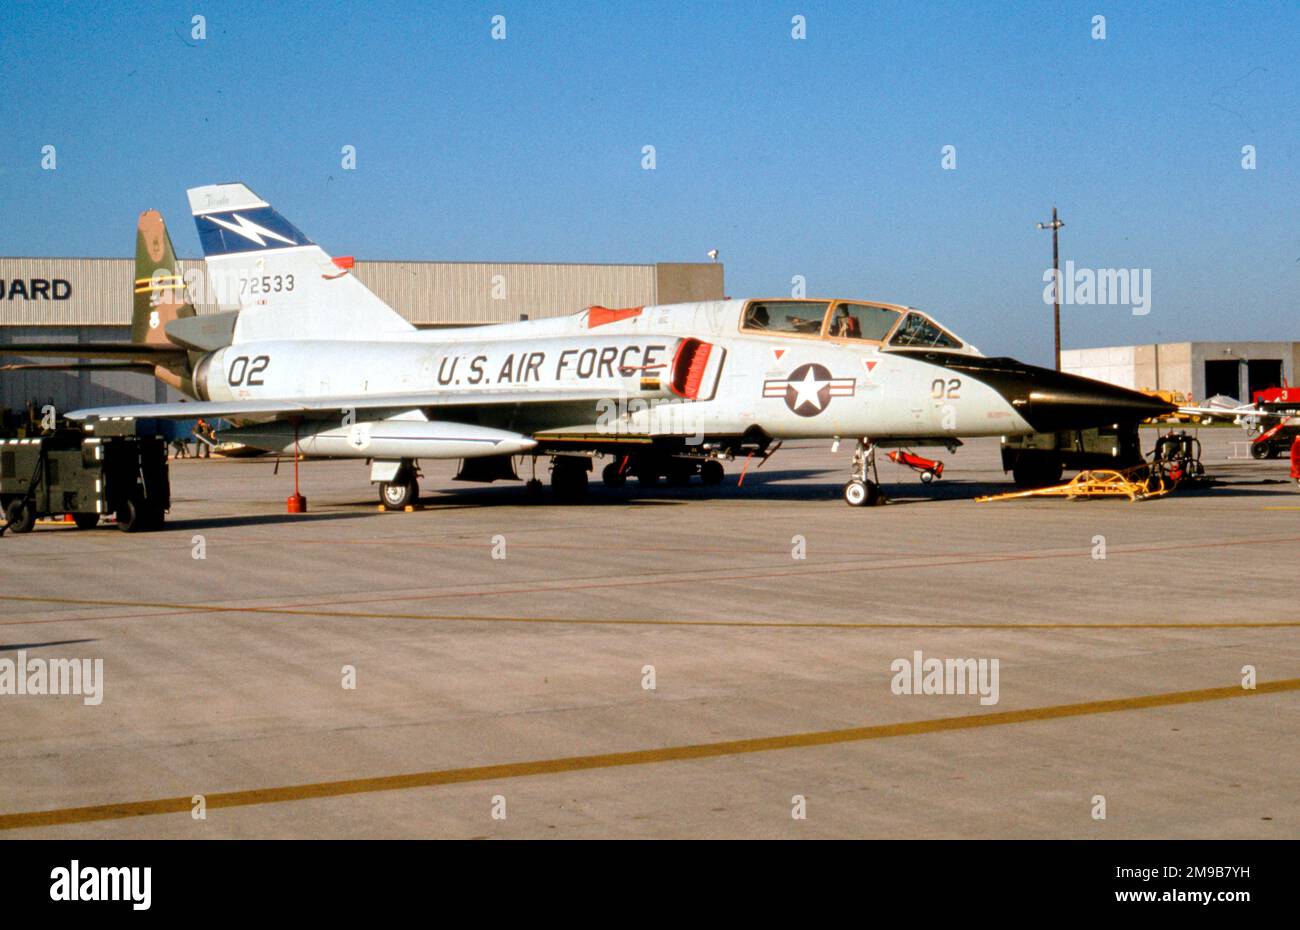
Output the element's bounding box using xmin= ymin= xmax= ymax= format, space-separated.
xmin=976 ymin=466 xmax=1175 ymax=503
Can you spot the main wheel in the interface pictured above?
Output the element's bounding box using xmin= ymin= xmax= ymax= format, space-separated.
xmin=601 ymin=462 xmax=627 ymax=489
xmin=73 ymin=512 xmax=99 ymax=530
xmin=700 ymin=460 xmax=725 ymax=486
xmin=919 ymin=469 xmax=935 ymax=484
xmin=1250 ymin=442 xmax=1270 ymax=460
xmin=552 ymin=461 xmax=590 ymax=498
xmin=380 ymin=477 xmax=418 ymax=509
xmin=5 ymin=499 xmax=35 ymax=534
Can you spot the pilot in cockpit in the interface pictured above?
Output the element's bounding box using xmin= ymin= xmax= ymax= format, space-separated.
xmin=833 ymin=305 xmax=861 ymax=338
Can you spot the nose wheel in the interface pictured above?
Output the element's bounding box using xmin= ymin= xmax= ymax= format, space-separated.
xmin=843 ymin=479 xmax=881 ymax=506
xmin=843 ymin=439 xmax=884 ymax=507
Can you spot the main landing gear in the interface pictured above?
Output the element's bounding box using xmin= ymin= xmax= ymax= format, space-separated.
xmin=550 ymin=455 xmax=591 ymax=499
xmin=843 ymin=438 xmax=884 ymax=507
xmin=539 ymin=452 xmax=728 ymax=499
xmin=378 ymin=460 xmax=420 ymax=508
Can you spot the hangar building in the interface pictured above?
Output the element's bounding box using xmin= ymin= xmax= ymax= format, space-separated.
xmin=1062 ymin=342 xmax=1299 ymax=403
xmin=0 ymin=257 xmax=724 ymax=414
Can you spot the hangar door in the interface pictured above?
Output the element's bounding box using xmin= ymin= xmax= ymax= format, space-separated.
xmin=1204 ymin=359 xmax=1241 ymax=400
xmin=1247 ymin=359 xmax=1282 ymax=400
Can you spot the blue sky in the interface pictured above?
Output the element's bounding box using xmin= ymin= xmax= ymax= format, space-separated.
xmin=1 ymin=1 xmax=1296 ymax=362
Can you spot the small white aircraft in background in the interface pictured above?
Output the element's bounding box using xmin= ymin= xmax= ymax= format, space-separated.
xmin=15 ymin=184 xmax=1174 ymax=507
xmin=1180 ymin=391 xmax=1300 ymax=461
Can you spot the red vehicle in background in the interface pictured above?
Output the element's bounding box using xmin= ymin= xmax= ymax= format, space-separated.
xmin=1253 ymin=384 xmax=1300 ymax=408
xmin=1247 ymin=384 xmax=1300 ymax=461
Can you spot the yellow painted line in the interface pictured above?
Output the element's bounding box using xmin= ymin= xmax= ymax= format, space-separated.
xmin=2 ymin=678 xmax=1295 ymax=832
xmin=2 ymin=593 xmax=1300 ymax=631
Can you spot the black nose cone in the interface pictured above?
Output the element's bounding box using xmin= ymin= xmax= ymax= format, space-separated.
xmin=892 ymin=351 xmax=1177 ymax=431
xmin=1011 ymin=369 xmax=1177 ymax=431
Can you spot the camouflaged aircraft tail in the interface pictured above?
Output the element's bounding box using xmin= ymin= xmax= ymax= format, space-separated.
xmin=131 ymin=209 xmax=196 ymax=346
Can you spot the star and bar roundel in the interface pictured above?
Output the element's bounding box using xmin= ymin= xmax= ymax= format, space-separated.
xmin=763 ymin=363 xmax=857 ymax=416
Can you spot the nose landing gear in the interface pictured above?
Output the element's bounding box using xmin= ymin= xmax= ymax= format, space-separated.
xmin=843 ymin=438 xmax=884 ymax=507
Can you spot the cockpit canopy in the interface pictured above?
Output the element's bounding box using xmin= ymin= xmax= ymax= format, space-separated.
xmin=887 ymin=310 xmax=964 ymax=349
xmin=739 ymin=299 xmax=968 ymax=351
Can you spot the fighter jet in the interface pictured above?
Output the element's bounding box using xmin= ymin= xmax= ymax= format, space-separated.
xmin=18 ymin=183 xmax=1174 ymax=507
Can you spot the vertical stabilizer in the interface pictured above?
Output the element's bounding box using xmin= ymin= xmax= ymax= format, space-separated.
xmin=187 ymin=182 xmax=415 ymax=341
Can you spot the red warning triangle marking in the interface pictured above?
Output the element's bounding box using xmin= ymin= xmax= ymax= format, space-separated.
xmin=864 ymin=359 xmax=877 ymax=373
xmin=773 ymin=348 xmax=787 ymax=362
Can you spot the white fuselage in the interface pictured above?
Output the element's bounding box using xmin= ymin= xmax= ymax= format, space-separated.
xmin=196 ymin=299 xmax=1036 ymax=443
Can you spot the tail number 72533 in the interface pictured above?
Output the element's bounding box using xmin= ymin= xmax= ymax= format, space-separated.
xmin=240 ymin=274 xmax=295 ymax=295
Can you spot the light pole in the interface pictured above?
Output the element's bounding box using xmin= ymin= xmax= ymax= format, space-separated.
xmin=1037 ymin=207 xmax=1065 ymax=371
